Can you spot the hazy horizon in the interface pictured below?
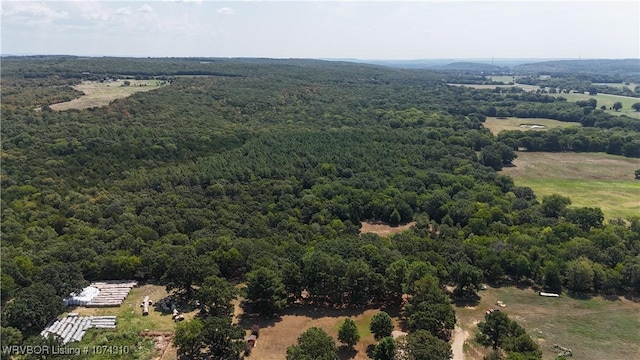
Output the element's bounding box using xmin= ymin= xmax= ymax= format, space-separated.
xmin=2 ymin=1 xmax=639 ymax=59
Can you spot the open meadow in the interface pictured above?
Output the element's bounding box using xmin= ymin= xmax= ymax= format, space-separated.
xmin=447 ymin=83 xmax=541 ymax=92
xmin=50 ymin=79 xmax=167 ymax=111
xmin=554 ymin=92 xmax=640 ymax=119
xmin=502 ymin=152 xmax=640 ymax=220
xmin=483 ymin=117 xmax=581 ymax=135
xmin=455 ymin=286 xmax=640 ymax=360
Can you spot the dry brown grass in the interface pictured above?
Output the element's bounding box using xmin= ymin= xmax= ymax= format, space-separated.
xmin=359 ymin=221 xmax=416 ymax=237
xmin=50 ymin=80 xmax=166 ymax=111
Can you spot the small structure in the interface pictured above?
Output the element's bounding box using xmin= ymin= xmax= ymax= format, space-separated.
xmin=141 ymin=296 xmax=152 ymax=316
xmin=247 ymin=334 xmax=257 ymax=348
xmin=539 ymin=291 xmax=560 ymax=297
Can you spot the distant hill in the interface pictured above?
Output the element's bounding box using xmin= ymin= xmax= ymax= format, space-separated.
xmin=438 ymin=62 xmax=508 ymax=73
xmin=514 ymin=59 xmax=640 ymax=75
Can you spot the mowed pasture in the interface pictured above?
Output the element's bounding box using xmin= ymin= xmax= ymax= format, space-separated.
xmin=502 ymin=152 xmax=640 ymax=220
xmin=454 ymin=286 xmax=640 ymax=360
xmin=554 ymin=92 xmax=640 ymax=119
xmin=483 ymin=117 xmax=580 ymax=135
xmin=50 ymin=80 xmax=166 ymax=111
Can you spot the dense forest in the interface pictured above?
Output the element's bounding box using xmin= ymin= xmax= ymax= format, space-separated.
xmin=2 ymin=57 xmax=640 ymax=359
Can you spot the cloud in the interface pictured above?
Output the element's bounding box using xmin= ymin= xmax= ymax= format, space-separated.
xmin=216 ymin=7 xmax=236 ymax=15
xmin=137 ymin=4 xmax=154 ymax=13
xmin=2 ymin=1 xmax=69 ymax=25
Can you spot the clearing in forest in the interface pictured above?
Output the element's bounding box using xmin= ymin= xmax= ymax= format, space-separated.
xmin=454 ymin=286 xmax=640 ymax=360
xmin=359 ymin=221 xmax=416 ymax=237
xmin=502 ymin=152 xmax=640 ymax=220
xmin=50 ymin=79 xmax=167 ymax=111
xmin=238 ymin=305 xmax=402 ymax=360
xmin=483 ymin=117 xmax=580 ymax=135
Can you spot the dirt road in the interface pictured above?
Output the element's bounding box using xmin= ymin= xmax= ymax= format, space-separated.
xmin=452 ymin=325 xmax=469 ymax=360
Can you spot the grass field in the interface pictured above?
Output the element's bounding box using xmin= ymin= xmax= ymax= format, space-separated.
xmin=483 ymin=117 xmax=580 ymax=135
xmin=502 ymin=152 xmax=640 ymax=220
xmin=593 ymin=82 xmax=639 ymax=90
xmin=455 ymin=286 xmax=640 ymax=360
xmin=554 ymin=92 xmax=640 ymax=119
xmin=50 ymin=80 xmax=167 ymax=111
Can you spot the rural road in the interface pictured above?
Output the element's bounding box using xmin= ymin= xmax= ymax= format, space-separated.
xmin=452 ymin=325 xmax=469 ymax=360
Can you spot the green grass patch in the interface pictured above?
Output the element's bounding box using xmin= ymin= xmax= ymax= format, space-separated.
xmin=554 ymin=93 xmax=640 ymax=119
xmin=455 ymin=286 xmax=640 ymax=360
xmin=503 ymin=152 xmax=640 ymax=220
xmin=484 ymin=117 xmax=580 ymax=135
xmin=488 ymin=76 xmax=516 ymax=84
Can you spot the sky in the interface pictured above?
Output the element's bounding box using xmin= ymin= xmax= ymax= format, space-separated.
xmin=1 ymin=0 xmax=639 ymax=59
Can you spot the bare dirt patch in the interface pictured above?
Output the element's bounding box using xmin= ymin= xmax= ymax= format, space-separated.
xmin=483 ymin=117 xmax=580 ymax=135
xmin=50 ymin=80 xmax=166 ymax=111
xmin=359 ymin=221 xmax=416 ymax=237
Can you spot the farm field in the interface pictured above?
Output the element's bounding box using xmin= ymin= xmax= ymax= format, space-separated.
xmin=502 ymin=152 xmax=640 ymax=220
xmin=554 ymin=92 xmax=640 ymax=119
xmin=593 ymin=82 xmax=639 ymax=90
xmin=50 ymin=79 xmax=167 ymax=111
xmin=488 ymin=75 xmax=516 ymax=84
xmin=455 ymin=286 xmax=640 ymax=360
xmin=483 ymin=117 xmax=580 ymax=135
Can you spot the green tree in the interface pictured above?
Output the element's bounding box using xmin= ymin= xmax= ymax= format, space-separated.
xmin=370 ymin=311 xmax=394 ymax=340
xmin=174 ymin=318 xmax=204 ymax=358
xmin=450 ymin=261 xmax=483 ymax=297
xmin=476 ymin=311 xmax=512 ymax=350
xmin=373 ymin=336 xmax=396 ymax=360
xmin=2 ymin=282 xmax=65 ymax=336
xmin=0 ymin=327 xmax=23 ymax=348
xmin=201 ymin=316 xmax=247 ymax=359
xmin=389 ymin=209 xmax=402 ymax=226
xmin=540 ymin=194 xmax=571 ymax=218
xmin=564 ymin=207 xmax=604 ymax=231
xmin=401 ymin=330 xmax=452 ymax=360
xmin=612 ymin=101 xmax=623 ymax=111
xmin=634 ymin=169 xmax=640 ymax=180
xmin=286 ymin=327 xmax=337 ymax=360
xmin=337 ymin=318 xmax=360 ymax=348
xmin=246 ymin=267 xmax=288 ymax=316
xmin=161 ymin=246 xmax=206 ymax=297
xmin=564 ymin=257 xmax=595 ymax=292
xmin=197 ymin=275 xmax=237 ymax=317
xmin=632 ymin=102 xmax=640 ymax=112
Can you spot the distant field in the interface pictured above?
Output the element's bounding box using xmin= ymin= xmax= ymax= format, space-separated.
xmin=483 ymin=117 xmax=580 ymax=135
xmin=50 ymin=80 xmax=167 ymax=111
xmin=503 ymin=152 xmax=640 ymax=220
xmin=447 ymin=83 xmax=541 ymax=92
xmin=554 ymin=93 xmax=640 ymax=119
xmin=488 ymin=76 xmax=516 ymax=84
xmin=593 ymin=82 xmax=639 ymax=90
xmin=455 ymin=286 xmax=640 ymax=360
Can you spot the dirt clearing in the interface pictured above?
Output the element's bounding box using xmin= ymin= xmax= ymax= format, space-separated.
xmin=50 ymin=79 xmax=167 ymax=111
xmin=359 ymin=221 xmax=416 ymax=237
